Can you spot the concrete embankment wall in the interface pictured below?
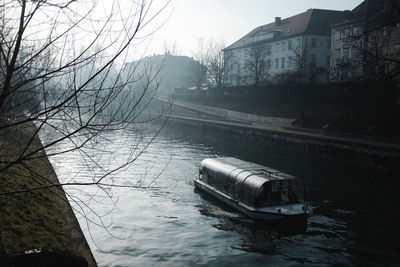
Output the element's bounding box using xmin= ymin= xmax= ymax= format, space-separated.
xmin=166 ymin=98 xmax=295 ymax=127
xmin=173 ymin=82 xmax=400 ymax=138
xmin=165 ymin=117 xmax=400 ymax=172
xmin=38 ymin=143 xmax=97 ymax=267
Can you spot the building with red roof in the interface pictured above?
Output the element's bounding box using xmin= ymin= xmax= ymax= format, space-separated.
xmin=223 ymin=9 xmax=345 ymax=85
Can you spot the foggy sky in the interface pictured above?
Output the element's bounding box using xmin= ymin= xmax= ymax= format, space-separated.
xmin=146 ymin=0 xmax=364 ymax=57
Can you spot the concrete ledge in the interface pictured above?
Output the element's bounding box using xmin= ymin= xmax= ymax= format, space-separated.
xmin=165 ymin=117 xmax=400 ymax=171
xmin=37 ymin=134 xmax=97 ymax=267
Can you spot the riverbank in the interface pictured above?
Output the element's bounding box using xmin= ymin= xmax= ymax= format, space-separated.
xmin=164 ymin=115 xmax=400 ymax=172
xmin=174 ymin=82 xmax=400 ymax=138
xmin=0 ymin=118 xmax=96 ymax=266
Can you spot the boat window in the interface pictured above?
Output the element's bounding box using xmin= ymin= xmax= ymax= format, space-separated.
xmin=291 ymin=178 xmax=305 ymax=203
xmin=255 ymin=182 xmax=272 ymax=207
xmin=256 ymin=179 xmax=303 ymax=207
xmin=201 ymin=169 xmax=208 ymax=182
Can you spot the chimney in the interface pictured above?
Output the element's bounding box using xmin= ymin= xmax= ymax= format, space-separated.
xmin=275 ymin=17 xmax=282 ymax=25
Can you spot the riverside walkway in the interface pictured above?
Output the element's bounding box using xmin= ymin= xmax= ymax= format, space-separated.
xmin=156 ymin=97 xmax=400 ymax=154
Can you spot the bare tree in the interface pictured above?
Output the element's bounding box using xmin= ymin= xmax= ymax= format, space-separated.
xmin=277 ymin=46 xmax=327 ymax=84
xmin=192 ymin=38 xmax=230 ymax=89
xmin=205 ymin=40 xmax=230 ymax=89
xmin=330 ymin=61 xmax=353 ymax=83
xmin=163 ymin=39 xmax=179 ymax=56
xmin=331 ymin=0 xmax=400 ymax=82
xmin=0 ymin=0 xmax=171 ymax=233
xmin=191 ymin=37 xmax=208 ymax=89
xmin=292 ymin=47 xmax=309 ymax=84
xmin=244 ymin=41 xmax=270 ymax=85
xmin=358 ymin=8 xmax=400 ymax=81
xmin=273 ymin=46 xmax=327 ymax=126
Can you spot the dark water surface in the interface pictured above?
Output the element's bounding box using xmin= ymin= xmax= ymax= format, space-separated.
xmin=49 ymin=127 xmax=400 ymax=266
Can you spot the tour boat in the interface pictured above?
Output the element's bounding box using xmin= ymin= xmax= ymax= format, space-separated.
xmin=194 ymin=157 xmax=309 ymax=222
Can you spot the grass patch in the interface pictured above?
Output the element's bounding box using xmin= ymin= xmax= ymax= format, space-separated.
xmin=0 ymin=118 xmax=69 ymax=256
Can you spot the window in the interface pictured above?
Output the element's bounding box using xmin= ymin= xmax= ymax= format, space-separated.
xmin=335 ymin=49 xmax=341 ymax=63
xmin=267 ymin=59 xmax=272 ymax=69
xmin=288 ymin=56 xmax=292 ymax=68
xmin=344 ymin=28 xmax=350 ymax=38
xmin=296 ymin=38 xmax=301 ymax=48
xmin=275 ymin=43 xmax=279 ymax=53
xmin=382 ymin=46 xmax=387 ymax=56
xmin=288 ymin=40 xmax=292 ymax=50
xmin=343 ymin=48 xmax=349 ymax=61
xmin=281 ymin=57 xmax=286 ymax=69
xmin=352 ymin=39 xmax=360 ymax=49
xmin=335 ymin=30 xmax=341 ymax=41
xmin=382 ymin=26 xmax=388 ymax=37
xmin=236 ymin=63 xmax=241 ymax=85
xmin=340 ymin=30 xmax=345 ymax=39
xmin=310 ymin=55 xmax=316 ymax=66
xmin=275 ymin=58 xmax=279 ymax=69
xmin=266 ymin=45 xmax=271 ymax=55
xmin=395 ymin=44 xmax=400 ymax=54
xmin=311 ymin=38 xmax=317 ymax=48
xmin=282 ymin=42 xmax=286 ymax=51
xmin=353 ymin=26 xmax=360 ymax=36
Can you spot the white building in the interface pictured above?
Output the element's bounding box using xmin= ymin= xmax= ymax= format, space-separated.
xmin=223 ymin=9 xmax=345 ymax=85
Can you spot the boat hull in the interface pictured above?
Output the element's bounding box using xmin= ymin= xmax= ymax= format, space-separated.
xmin=194 ymin=178 xmax=307 ymax=222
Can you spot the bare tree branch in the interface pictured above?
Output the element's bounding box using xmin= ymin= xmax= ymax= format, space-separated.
xmin=0 ymin=0 xmax=172 ymax=237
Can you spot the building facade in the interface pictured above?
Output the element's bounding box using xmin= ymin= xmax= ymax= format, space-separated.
xmin=330 ymin=0 xmax=400 ymax=81
xmin=223 ymin=9 xmax=345 ymax=86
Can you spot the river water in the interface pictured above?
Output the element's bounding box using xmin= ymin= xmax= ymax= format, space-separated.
xmin=48 ymin=126 xmax=400 ymax=266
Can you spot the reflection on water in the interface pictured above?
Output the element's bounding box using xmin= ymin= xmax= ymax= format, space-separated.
xmin=48 ymin=126 xmax=400 ymax=266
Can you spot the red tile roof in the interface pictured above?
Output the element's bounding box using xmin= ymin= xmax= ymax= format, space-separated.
xmin=332 ymin=0 xmax=390 ymax=27
xmin=225 ymin=9 xmax=345 ymax=50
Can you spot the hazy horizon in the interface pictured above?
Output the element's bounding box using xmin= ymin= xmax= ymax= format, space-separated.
xmin=142 ymin=0 xmax=364 ymax=59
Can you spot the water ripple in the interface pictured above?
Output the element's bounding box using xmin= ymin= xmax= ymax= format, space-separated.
xmin=47 ymin=130 xmax=400 ymax=266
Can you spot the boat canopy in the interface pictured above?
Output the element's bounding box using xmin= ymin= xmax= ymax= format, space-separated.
xmin=199 ymin=157 xmax=303 ymax=207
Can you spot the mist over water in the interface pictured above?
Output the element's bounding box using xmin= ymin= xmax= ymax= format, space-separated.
xmin=49 ymin=126 xmax=400 ymax=266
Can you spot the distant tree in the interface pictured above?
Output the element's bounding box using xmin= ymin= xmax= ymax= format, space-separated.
xmin=292 ymin=47 xmax=309 ymax=84
xmin=163 ymin=39 xmax=179 ymax=56
xmin=273 ymin=46 xmax=327 ymax=126
xmin=206 ymin=40 xmax=230 ymax=88
xmin=333 ymin=0 xmax=400 ymax=82
xmin=192 ymin=38 xmax=232 ymax=89
xmin=362 ymin=0 xmax=400 ymax=81
xmin=360 ymin=14 xmax=400 ymax=81
xmin=330 ymin=61 xmax=353 ymax=83
xmin=277 ymin=46 xmax=327 ymax=84
xmin=192 ymin=38 xmax=209 ymax=89
xmin=244 ymin=41 xmax=271 ymax=85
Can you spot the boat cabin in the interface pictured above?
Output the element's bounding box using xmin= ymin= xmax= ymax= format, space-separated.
xmin=199 ymin=157 xmax=305 ymax=208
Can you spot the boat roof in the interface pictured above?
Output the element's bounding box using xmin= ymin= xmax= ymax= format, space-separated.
xmin=200 ymin=157 xmax=296 ymax=182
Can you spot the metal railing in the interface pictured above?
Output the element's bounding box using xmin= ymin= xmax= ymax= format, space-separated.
xmin=283 ymin=126 xmax=400 ymax=151
xmin=156 ymin=97 xmax=400 ymax=152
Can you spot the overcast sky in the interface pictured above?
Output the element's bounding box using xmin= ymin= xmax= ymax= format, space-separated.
xmin=144 ymin=0 xmax=363 ymax=57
